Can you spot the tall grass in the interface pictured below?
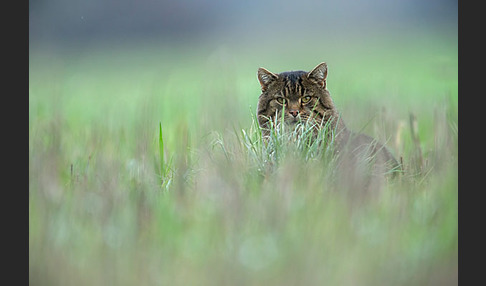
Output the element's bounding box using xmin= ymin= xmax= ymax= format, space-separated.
xmin=29 ymin=34 xmax=457 ymax=285
xmin=237 ymin=112 xmax=337 ymax=174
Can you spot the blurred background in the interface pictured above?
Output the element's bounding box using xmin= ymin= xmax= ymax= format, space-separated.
xmin=30 ymin=0 xmax=457 ymax=53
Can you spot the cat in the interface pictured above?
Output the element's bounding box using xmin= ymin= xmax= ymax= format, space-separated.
xmin=256 ymin=62 xmax=401 ymax=193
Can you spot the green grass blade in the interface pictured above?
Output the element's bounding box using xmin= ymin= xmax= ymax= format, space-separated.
xmin=159 ymin=122 xmax=165 ymax=179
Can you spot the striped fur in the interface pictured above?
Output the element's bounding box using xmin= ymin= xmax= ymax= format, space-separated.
xmin=256 ymin=62 xmax=401 ymax=192
xmin=257 ymin=63 xmax=342 ymax=138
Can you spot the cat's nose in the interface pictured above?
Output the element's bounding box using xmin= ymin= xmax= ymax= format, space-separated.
xmin=289 ymin=110 xmax=299 ymax=117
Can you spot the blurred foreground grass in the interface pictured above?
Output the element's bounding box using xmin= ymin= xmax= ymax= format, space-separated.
xmin=29 ymin=32 xmax=457 ymax=285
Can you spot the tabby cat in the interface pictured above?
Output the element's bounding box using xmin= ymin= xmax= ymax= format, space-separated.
xmin=256 ymin=62 xmax=400 ymax=192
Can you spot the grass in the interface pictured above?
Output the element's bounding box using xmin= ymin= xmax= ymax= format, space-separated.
xmin=29 ymin=32 xmax=457 ymax=285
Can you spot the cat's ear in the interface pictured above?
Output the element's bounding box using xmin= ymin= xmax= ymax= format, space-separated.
xmin=257 ymin=67 xmax=278 ymax=92
xmin=307 ymin=62 xmax=328 ymax=88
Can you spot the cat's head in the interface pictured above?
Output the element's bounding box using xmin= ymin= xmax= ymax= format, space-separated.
xmin=256 ymin=62 xmax=337 ymax=133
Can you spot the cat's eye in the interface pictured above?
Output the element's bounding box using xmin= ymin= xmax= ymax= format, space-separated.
xmin=276 ymin=97 xmax=287 ymax=105
xmin=301 ymin=96 xmax=312 ymax=104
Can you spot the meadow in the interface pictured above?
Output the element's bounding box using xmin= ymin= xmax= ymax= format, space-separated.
xmin=29 ymin=31 xmax=457 ymax=285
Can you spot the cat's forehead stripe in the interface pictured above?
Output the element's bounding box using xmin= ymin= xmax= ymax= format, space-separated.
xmin=279 ymin=71 xmax=306 ymax=97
